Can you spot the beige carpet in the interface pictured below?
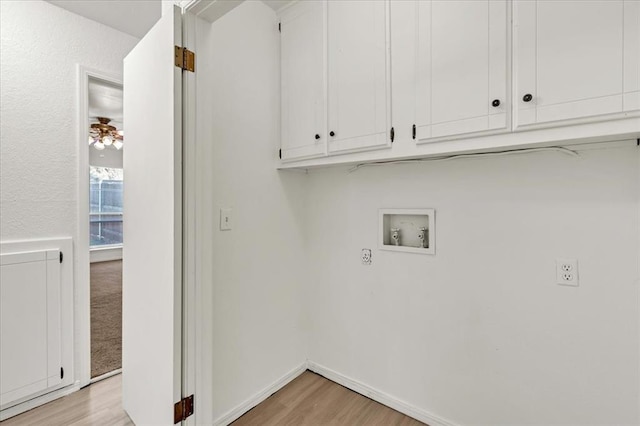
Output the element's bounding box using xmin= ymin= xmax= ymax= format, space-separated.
xmin=90 ymin=260 xmax=122 ymax=378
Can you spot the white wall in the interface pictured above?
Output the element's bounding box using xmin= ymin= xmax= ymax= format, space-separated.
xmin=0 ymin=0 xmax=138 ymax=387
xmin=0 ymin=0 xmax=137 ymax=241
xmin=194 ymin=2 xmax=308 ymax=423
xmin=89 ymin=146 xmax=123 ymax=169
xmin=191 ymin=2 xmax=640 ymax=425
xmin=306 ymin=143 xmax=640 ymax=425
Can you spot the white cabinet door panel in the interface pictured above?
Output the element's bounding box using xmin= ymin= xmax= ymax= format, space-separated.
xmin=0 ymin=250 xmax=61 ymax=407
xmin=328 ymin=0 xmax=390 ymax=154
xmin=515 ymin=0 xmax=639 ymax=128
xmin=623 ymin=0 xmax=640 ymax=112
xmin=45 ymin=251 xmax=61 ymax=388
xmin=280 ymin=1 xmax=326 ymax=161
xmin=416 ymin=0 xmax=509 ymax=142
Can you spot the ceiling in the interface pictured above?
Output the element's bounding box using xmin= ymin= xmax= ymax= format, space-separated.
xmin=46 ymin=1 xmax=293 ymax=38
xmin=262 ymin=1 xmax=292 ymax=12
xmin=89 ymin=79 xmax=123 ymax=129
xmin=46 ymin=0 xmax=161 ymax=39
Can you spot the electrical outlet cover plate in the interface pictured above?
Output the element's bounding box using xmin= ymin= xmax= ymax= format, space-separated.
xmin=556 ymin=258 xmax=579 ymax=286
xmin=362 ymin=249 xmax=372 ymax=265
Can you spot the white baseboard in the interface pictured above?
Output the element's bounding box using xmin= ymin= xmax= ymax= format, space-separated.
xmin=0 ymin=381 xmax=81 ymax=421
xmin=89 ymin=246 xmax=122 ymax=263
xmin=307 ymin=361 xmax=459 ymax=426
xmin=90 ymin=368 xmax=122 ymax=384
xmin=213 ymin=362 xmax=307 ymax=426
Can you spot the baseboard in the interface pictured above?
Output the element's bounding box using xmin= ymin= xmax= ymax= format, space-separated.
xmin=307 ymin=361 xmax=459 ymax=426
xmin=90 ymin=368 xmax=122 ymax=384
xmin=213 ymin=362 xmax=307 ymax=426
xmin=0 ymin=381 xmax=81 ymax=421
xmin=89 ymin=246 xmax=122 ymax=263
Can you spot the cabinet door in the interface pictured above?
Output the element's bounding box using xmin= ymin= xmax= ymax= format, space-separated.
xmin=515 ymin=0 xmax=640 ymax=128
xmin=416 ymin=0 xmax=509 ymax=142
xmin=327 ymin=0 xmax=391 ymax=154
xmin=280 ymin=1 xmax=327 ymax=161
xmin=0 ymin=250 xmax=61 ymax=407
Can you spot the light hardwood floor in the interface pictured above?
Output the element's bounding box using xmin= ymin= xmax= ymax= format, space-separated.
xmin=1 ymin=375 xmax=132 ymax=426
xmin=232 ymin=371 xmax=425 ymax=426
xmin=2 ymin=371 xmax=424 ymax=425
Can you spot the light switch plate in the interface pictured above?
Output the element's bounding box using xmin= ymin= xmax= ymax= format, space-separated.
xmin=220 ymin=208 xmax=232 ymax=231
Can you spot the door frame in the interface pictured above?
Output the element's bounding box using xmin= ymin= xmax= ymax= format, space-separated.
xmin=179 ymin=2 xmax=244 ymax=423
xmin=76 ymin=65 xmax=123 ymax=388
xmin=181 ymin=9 xmax=197 ymax=424
xmin=76 ymin=1 xmax=244 ymax=419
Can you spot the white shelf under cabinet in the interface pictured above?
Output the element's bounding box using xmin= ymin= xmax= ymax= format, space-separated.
xmin=277 ymin=117 xmax=640 ymax=170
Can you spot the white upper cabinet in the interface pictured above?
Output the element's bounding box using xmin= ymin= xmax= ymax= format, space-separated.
xmin=416 ymin=0 xmax=509 ymax=142
xmin=280 ymin=1 xmax=326 ymax=161
xmin=327 ymin=0 xmax=391 ymax=154
xmin=278 ymin=0 xmax=639 ymax=169
xmin=514 ymin=0 xmax=640 ymax=128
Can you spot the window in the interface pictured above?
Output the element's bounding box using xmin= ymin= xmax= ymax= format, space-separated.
xmin=90 ymin=167 xmax=123 ymax=247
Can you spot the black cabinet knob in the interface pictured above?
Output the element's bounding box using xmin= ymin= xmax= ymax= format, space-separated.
xmin=330 ymin=131 xmax=335 ymax=137
xmin=315 ymin=134 xmax=320 ymax=140
xmin=523 ymin=94 xmax=533 ymax=102
xmin=492 ymin=99 xmax=500 ymax=107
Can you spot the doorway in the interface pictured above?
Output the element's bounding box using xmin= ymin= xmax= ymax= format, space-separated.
xmin=86 ymin=76 xmax=124 ymax=382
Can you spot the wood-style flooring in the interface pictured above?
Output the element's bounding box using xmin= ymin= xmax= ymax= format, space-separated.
xmin=1 ymin=375 xmax=132 ymax=426
xmin=232 ymin=371 xmax=425 ymax=426
xmin=2 ymin=371 xmax=424 ymax=426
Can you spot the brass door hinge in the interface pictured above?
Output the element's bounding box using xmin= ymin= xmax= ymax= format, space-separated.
xmin=175 ymin=46 xmax=195 ymax=72
xmin=174 ymin=394 xmax=194 ymax=423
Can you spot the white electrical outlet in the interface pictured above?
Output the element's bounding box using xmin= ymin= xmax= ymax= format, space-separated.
xmin=556 ymin=259 xmax=579 ymax=286
xmin=362 ymin=249 xmax=372 ymax=265
xmin=220 ymin=208 xmax=232 ymax=231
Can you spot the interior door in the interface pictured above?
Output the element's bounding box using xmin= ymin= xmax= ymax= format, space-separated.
xmin=122 ymin=6 xmax=182 ymax=425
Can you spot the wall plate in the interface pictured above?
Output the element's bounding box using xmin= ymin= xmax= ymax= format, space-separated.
xmin=220 ymin=208 xmax=232 ymax=231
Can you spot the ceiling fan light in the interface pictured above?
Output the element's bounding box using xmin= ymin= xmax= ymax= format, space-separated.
xmin=102 ymin=136 xmax=113 ymax=146
xmin=88 ymin=136 xmax=94 ymax=145
xmin=113 ymin=140 xmax=123 ymax=150
xmin=94 ymin=141 xmax=105 ymax=150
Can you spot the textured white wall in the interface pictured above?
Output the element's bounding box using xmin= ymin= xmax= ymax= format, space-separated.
xmin=194 ymin=2 xmax=308 ymax=423
xmin=0 ymin=0 xmax=138 ymax=242
xmin=306 ymin=144 xmax=640 ymax=425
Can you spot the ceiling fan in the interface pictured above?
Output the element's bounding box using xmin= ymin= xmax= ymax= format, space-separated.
xmin=89 ymin=117 xmax=123 ymax=150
